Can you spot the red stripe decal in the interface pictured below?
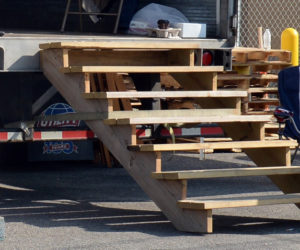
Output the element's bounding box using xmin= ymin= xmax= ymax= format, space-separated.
xmin=201 ymin=127 xmax=224 ymax=135
xmin=33 ymin=131 xmax=42 ymax=140
xmin=62 ymin=130 xmax=93 ymax=139
xmin=0 ymin=132 xmax=8 ymax=141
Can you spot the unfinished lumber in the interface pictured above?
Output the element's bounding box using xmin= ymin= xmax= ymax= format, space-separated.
xmin=152 ymin=166 xmax=300 ymax=180
xmin=248 ymin=87 xmax=278 ymax=93
xmin=233 ymin=47 xmax=291 ymax=63
xmin=233 ymin=61 xmax=292 ymax=67
xmin=40 ymin=41 xmax=221 ymax=50
xmin=61 ymin=66 xmax=224 ymax=73
xmin=34 ymin=108 xmax=241 ymax=122
xmin=82 ymin=90 xmax=248 ymax=99
xmin=217 ymin=74 xmax=252 ymax=81
xmin=104 ymin=115 xmax=272 ymax=125
xmin=178 ymin=193 xmax=300 ymax=210
xmin=128 ymin=140 xmax=297 ymax=152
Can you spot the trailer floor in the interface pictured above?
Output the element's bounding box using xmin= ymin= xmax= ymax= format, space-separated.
xmin=0 ymin=152 xmax=300 ymax=249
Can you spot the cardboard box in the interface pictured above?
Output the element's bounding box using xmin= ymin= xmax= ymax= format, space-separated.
xmin=174 ymin=23 xmax=206 ymax=38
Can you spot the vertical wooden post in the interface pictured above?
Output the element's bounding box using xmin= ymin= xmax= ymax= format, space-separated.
xmin=155 ymin=152 xmax=162 ymax=172
xmin=84 ymin=73 xmax=90 ymax=93
xmin=62 ymin=49 xmax=69 ymax=67
xmin=131 ymin=125 xmax=137 ymax=145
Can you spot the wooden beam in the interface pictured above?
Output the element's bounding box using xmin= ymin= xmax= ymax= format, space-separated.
xmin=128 ymin=140 xmax=297 ymax=152
xmin=131 ymin=125 xmax=137 ymax=145
xmin=40 ymin=41 xmax=222 ymax=50
xmin=105 ymin=115 xmax=273 ymax=126
xmin=155 ymin=152 xmax=162 ymax=172
xmin=68 ymin=49 xmax=168 ymax=67
xmin=248 ymin=87 xmax=278 ymax=93
xmin=84 ymin=73 xmax=90 ymax=93
xmin=178 ymin=193 xmax=300 ymax=210
xmin=114 ymin=74 xmax=132 ymax=111
xmin=82 ymin=90 xmax=248 ymax=99
xmin=171 ymin=72 xmax=218 ymax=91
xmin=62 ymin=49 xmax=69 ymax=67
xmin=61 ymin=66 xmax=224 ymax=73
xmin=152 ymin=166 xmax=300 ymax=180
xmin=168 ymin=49 xmax=195 ymax=66
xmin=106 ymin=73 xmax=121 ymax=111
xmin=35 ymin=108 xmax=241 ymax=123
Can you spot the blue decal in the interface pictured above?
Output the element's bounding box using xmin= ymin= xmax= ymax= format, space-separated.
xmin=43 ymin=141 xmax=79 ymax=155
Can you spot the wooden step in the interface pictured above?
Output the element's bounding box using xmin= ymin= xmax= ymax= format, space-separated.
xmin=178 ymin=193 xmax=300 ymax=210
xmin=128 ymin=140 xmax=298 ymax=152
xmin=152 ymin=166 xmax=300 ymax=180
xmin=246 ymin=99 xmax=279 ymax=104
xmin=218 ymin=74 xmax=278 ymax=82
xmin=248 ymin=87 xmax=278 ymax=93
xmin=40 ymin=41 xmax=223 ymax=50
xmin=35 ymin=109 xmax=242 ymax=122
xmin=61 ymin=66 xmax=224 ymax=73
xmin=82 ymin=90 xmax=247 ymax=99
xmin=105 ymin=114 xmax=273 ymax=125
xmin=233 ymin=61 xmax=292 ymax=67
xmin=252 ymin=74 xmax=278 ymax=81
xmin=217 ymin=74 xmax=252 ymax=81
xmin=232 ymin=47 xmax=291 ymax=63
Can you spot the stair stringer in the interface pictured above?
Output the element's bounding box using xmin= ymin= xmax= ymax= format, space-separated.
xmin=40 ymin=49 xmax=213 ymax=233
xmin=171 ymin=73 xmax=300 ymax=199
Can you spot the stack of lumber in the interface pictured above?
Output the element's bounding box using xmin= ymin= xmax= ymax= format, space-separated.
xmin=219 ymin=47 xmax=292 ymax=115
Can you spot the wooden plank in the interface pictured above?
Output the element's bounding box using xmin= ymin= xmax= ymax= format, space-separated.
xmin=168 ymin=49 xmax=195 ymax=66
xmin=61 ymin=66 xmax=224 ymax=73
xmin=62 ymin=49 xmax=69 ymax=67
xmin=40 ymin=41 xmax=220 ymax=50
xmin=128 ymin=140 xmax=298 ymax=152
xmin=152 ymin=166 xmax=300 ymax=180
xmin=114 ymin=74 xmax=132 ymax=111
xmin=68 ymin=50 xmax=168 ymax=67
xmin=247 ymin=99 xmax=279 ymax=104
xmin=82 ymin=90 xmax=248 ymax=99
xmin=178 ymin=193 xmax=300 ymax=210
xmin=248 ymin=88 xmax=277 ymax=93
xmin=34 ymin=108 xmax=240 ymax=122
xmin=233 ymin=61 xmax=292 ymax=67
xmin=84 ymin=73 xmax=90 ymax=93
xmin=252 ymin=74 xmax=278 ymax=80
xmin=217 ymin=74 xmax=252 ymax=81
xmin=90 ymin=74 xmax=97 ymax=92
xmin=106 ymin=73 xmax=121 ymax=111
xmin=105 ymin=115 xmax=273 ymax=126
xmin=232 ymin=47 xmax=291 ymax=63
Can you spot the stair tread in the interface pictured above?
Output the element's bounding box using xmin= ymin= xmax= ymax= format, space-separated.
xmin=218 ymin=74 xmax=278 ymax=81
xmin=105 ymin=115 xmax=273 ymax=125
xmin=152 ymin=166 xmax=300 ymax=180
xmin=178 ymin=193 xmax=300 ymax=209
xmin=128 ymin=140 xmax=298 ymax=152
xmin=39 ymin=41 xmax=223 ymax=50
xmin=82 ymin=90 xmax=248 ymax=99
xmin=218 ymin=74 xmax=252 ymax=81
xmin=248 ymin=87 xmax=278 ymax=93
xmin=61 ymin=66 xmax=224 ymax=73
xmin=233 ymin=61 xmax=291 ymax=67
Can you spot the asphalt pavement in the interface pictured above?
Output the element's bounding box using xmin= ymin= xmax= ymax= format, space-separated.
xmin=0 ymin=152 xmax=300 ymax=249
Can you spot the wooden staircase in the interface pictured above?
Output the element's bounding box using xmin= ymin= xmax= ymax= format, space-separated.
xmin=39 ymin=41 xmax=300 ymax=233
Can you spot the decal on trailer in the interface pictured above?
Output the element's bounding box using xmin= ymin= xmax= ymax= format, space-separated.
xmin=35 ymin=103 xmax=81 ymax=128
xmin=43 ymin=141 xmax=79 ymax=155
